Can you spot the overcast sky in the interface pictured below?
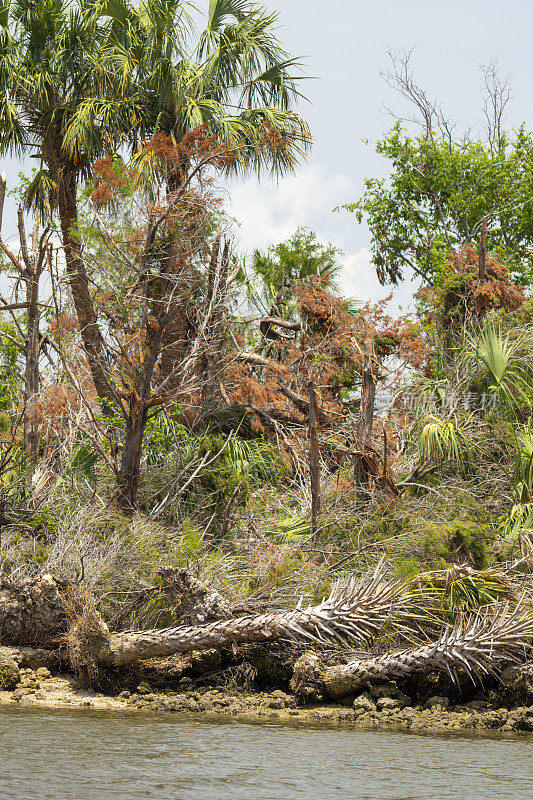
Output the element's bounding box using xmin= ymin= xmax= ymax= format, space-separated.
xmin=2 ymin=0 xmax=533 ymax=311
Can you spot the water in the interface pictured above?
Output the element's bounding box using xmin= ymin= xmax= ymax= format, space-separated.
xmin=0 ymin=706 xmax=531 ymax=800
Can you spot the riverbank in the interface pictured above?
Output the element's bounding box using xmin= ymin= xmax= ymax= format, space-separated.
xmin=2 ymin=665 xmax=533 ymax=735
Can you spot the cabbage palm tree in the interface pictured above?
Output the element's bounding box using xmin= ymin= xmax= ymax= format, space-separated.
xmin=101 ymin=0 xmax=311 ymax=387
xmin=1 ymin=0 xmax=309 ymax=411
xmin=0 ymin=0 xmax=131 ymax=410
xmin=464 ymin=320 xmax=532 ymax=415
xmin=108 ymin=0 xmax=311 ymax=176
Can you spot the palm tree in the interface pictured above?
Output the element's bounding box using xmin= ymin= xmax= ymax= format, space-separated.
xmin=464 ymin=320 xmax=532 ymax=414
xmin=1 ymin=0 xmax=309 ymax=409
xmin=245 ymin=228 xmax=344 ymax=317
xmin=103 ymin=0 xmax=311 ymax=385
xmin=0 ymin=0 xmax=131 ymax=411
xmin=116 ymin=0 xmax=311 ymax=176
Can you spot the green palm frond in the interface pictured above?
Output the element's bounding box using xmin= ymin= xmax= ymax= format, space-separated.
xmin=225 ymin=437 xmax=284 ymax=481
xmin=405 ymin=565 xmax=518 ymax=614
xmin=516 ymin=425 xmax=533 ymax=494
xmin=23 ymin=168 xmax=57 ymax=215
xmin=272 ymin=514 xmax=311 ymax=543
xmin=417 ymin=414 xmax=473 ymax=467
xmin=465 ymin=320 xmax=532 ymax=414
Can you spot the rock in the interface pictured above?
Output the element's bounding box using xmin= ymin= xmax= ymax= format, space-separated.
xmin=353 ymin=692 xmax=376 ymax=712
xmin=377 ymin=696 xmax=404 ymax=711
xmin=369 ymin=682 xmax=399 ymax=699
xmin=0 ymin=575 xmax=68 ymax=647
xmin=290 ymin=652 xmax=325 ymax=703
xmin=465 ymin=700 xmax=488 ymax=711
xmin=35 ymin=667 xmax=51 ymax=679
xmin=0 ymin=655 xmax=20 ymax=691
xmin=499 ymin=663 xmax=533 ymax=707
xmin=136 ymin=681 xmax=153 ymax=695
xmin=425 ymin=696 xmax=450 ymax=710
xmin=118 ymin=690 xmax=131 ymax=699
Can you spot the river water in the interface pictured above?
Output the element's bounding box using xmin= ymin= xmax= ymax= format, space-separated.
xmin=1 ymin=706 xmax=531 ymax=800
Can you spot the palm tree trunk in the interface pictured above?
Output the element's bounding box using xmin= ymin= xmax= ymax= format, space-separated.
xmin=322 ymin=604 xmax=533 ymax=698
xmin=56 ymin=168 xmax=116 ymax=415
xmin=71 ymin=566 xmax=400 ymax=675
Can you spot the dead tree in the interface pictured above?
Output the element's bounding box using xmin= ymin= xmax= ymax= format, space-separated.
xmin=478 ymin=216 xmax=487 ymax=282
xmin=298 ymin=603 xmax=533 ymax=699
xmin=201 ymin=238 xmax=231 ymax=406
xmin=0 ymin=174 xmax=51 ymax=466
xmin=354 ymin=327 xmax=376 ymax=487
xmin=308 ymin=380 xmax=321 ymax=535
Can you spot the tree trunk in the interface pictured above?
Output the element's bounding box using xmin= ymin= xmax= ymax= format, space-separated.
xmin=56 ymin=168 xmax=116 ymax=415
xmin=354 ymin=327 xmax=376 ymax=486
xmin=23 ymin=266 xmax=41 ymax=464
xmin=321 ymin=603 xmax=533 ymax=698
xmin=201 ymin=238 xmax=230 ymax=406
xmin=478 ymin=216 xmax=488 ymax=282
xmin=308 ymin=380 xmax=321 ymax=535
xmin=117 ymin=401 xmax=148 ymax=515
xmin=72 ymin=566 xmax=397 ymax=673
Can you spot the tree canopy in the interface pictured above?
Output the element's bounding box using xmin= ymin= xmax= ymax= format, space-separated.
xmin=343 ymin=123 xmax=533 ymax=289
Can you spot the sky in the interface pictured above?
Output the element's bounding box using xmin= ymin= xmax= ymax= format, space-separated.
xmin=2 ymin=0 xmax=533 ymax=312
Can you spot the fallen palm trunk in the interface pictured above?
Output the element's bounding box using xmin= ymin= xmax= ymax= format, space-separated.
xmin=109 ymin=568 xmax=399 ymax=665
xmin=69 ymin=565 xmax=401 ymax=683
xmin=322 ymin=603 xmax=533 ymax=699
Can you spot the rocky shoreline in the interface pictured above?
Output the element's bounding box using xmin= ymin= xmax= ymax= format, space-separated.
xmin=2 ymin=661 xmax=533 ymax=735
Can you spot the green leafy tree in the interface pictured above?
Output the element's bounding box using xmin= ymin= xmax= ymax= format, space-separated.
xmin=343 ymin=123 xmax=533 ymax=288
xmin=342 ymin=55 xmax=533 ymax=290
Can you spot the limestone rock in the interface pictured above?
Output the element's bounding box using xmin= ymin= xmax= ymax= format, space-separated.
xmin=353 ymin=691 xmax=376 ymax=712
xmin=377 ymin=696 xmax=405 ymax=711
xmin=290 ymin=652 xmax=325 ymax=703
xmin=0 ymin=653 xmax=20 ymax=690
xmin=0 ymin=574 xmax=67 ymax=647
xmin=425 ymin=695 xmax=450 ymax=710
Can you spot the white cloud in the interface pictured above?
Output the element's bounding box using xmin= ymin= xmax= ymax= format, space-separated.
xmin=226 ymin=165 xmax=354 ymax=253
xmin=338 ymin=247 xmax=377 ymax=303
xmin=226 ymin=165 xmax=406 ymax=308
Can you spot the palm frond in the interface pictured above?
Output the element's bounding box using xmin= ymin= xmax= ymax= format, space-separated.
xmin=417 ymin=414 xmax=473 ymax=467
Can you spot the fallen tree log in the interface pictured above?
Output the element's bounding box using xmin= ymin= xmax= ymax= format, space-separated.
xmin=68 ymin=565 xmax=401 ymax=683
xmin=291 ymin=603 xmax=533 ymax=700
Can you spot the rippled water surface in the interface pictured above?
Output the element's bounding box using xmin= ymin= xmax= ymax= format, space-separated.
xmin=1 ymin=706 xmax=531 ymax=800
